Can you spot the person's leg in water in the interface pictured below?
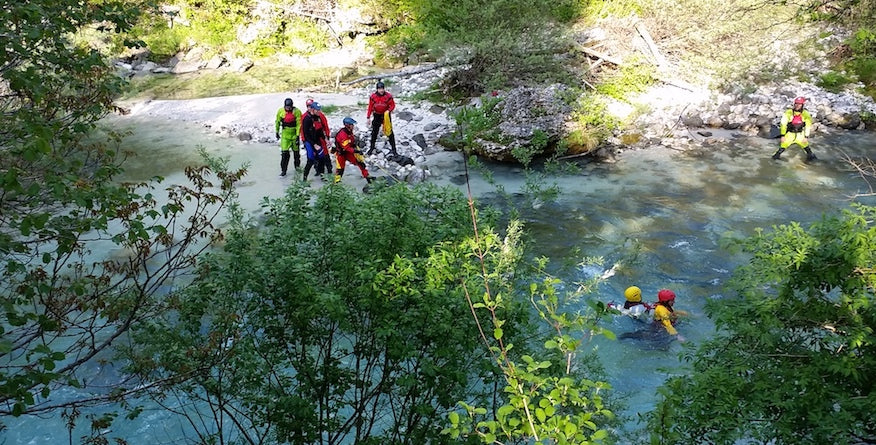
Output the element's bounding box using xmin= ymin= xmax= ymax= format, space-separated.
xmin=279 ymin=150 xmax=290 ymax=176
xmin=773 ymin=133 xmax=794 ymax=160
xmin=302 ymin=141 xmax=317 ymax=180
xmin=315 ymin=140 xmax=332 ymax=180
xmin=292 ymin=139 xmax=301 ymax=169
xmin=800 ymin=138 xmax=817 ymax=161
xmin=334 ymin=151 xmax=347 ymax=183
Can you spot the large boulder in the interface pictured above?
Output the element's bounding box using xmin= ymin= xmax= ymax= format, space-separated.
xmin=469 ymin=84 xmax=574 ymax=162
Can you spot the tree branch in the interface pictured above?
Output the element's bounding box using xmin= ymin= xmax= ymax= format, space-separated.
xmin=341 ymin=63 xmax=452 ymax=86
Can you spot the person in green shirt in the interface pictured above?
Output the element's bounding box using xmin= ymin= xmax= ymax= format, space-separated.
xmin=275 ymin=98 xmax=303 ymax=176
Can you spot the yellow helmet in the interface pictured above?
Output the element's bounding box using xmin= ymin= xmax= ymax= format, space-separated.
xmin=624 ymin=286 xmax=642 ymax=302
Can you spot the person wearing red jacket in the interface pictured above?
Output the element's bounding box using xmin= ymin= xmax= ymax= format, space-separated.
xmin=366 ymin=80 xmax=398 ymax=155
xmin=332 ymin=117 xmax=373 ymax=184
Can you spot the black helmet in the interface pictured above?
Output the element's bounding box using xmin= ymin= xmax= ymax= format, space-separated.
xmin=376 ymin=81 xmax=385 ymax=89
xmin=284 ymin=98 xmax=293 ymax=107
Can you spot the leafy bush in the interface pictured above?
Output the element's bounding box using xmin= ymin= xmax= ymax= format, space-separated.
xmin=141 ymin=26 xmax=187 ymax=62
xmin=567 ymin=96 xmax=620 ymax=149
xmin=123 ymin=182 xmax=543 ymax=444
xmin=649 ymin=204 xmax=876 ymax=444
xmin=451 ymin=96 xmax=507 ymax=148
xmin=595 ymin=56 xmax=655 ymax=100
xmin=849 ymin=27 xmax=876 ymax=56
xmin=850 ymin=57 xmax=876 ymax=90
xmin=817 ymin=70 xmax=856 ymax=93
xmin=372 ymin=24 xmax=433 ymax=66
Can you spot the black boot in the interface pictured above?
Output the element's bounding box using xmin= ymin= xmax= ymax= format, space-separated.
xmin=388 ymin=133 xmax=398 ymax=155
xmin=772 ymin=148 xmax=784 ymax=160
xmin=805 ymin=148 xmax=817 ymax=162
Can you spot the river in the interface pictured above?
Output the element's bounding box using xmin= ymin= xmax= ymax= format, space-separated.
xmin=4 ymin=115 xmax=875 ymax=443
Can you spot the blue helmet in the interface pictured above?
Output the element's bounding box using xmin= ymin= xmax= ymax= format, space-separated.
xmin=310 ymin=102 xmax=321 ymax=111
xmin=343 ymin=117 xmax=357 ymax=125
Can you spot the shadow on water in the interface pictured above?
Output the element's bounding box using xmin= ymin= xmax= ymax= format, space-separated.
xmin=6 ymin=118 xmax=876 ymax=443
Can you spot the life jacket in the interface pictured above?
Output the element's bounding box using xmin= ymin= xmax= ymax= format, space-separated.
xmin=370 ymin=92 xmax=393 ymax=114
xmin=624 ymin=300 xmax=653 ymax=310
xmin=303 ymin=113 xmax=326 ymax=143
xmin=280 ymin=111 xmax=297 ymax=128
xmin=335 ymin=128 xmax=355 ymax=152
xmin=312 ymin=116 xmax=324 ymax=132
xmin=787 ymin=112 xmax=805 ymax=132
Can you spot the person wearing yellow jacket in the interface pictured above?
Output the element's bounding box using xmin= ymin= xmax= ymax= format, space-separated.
xmin=774 ymin=96 xmax=816 ymax=161
xmin=653 ymin=289 xmax=686 ymax=342
xmin=274 ymin=98 xmax=302 ymax=176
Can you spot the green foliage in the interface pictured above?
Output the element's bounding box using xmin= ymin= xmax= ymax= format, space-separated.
xmin=445 ymin=31 xmax=574 ymax=96
xmin=443 ymin=224 xmax=618 ymax=444
xmin=512 ymin=129 xmax=549 ymax=167
xmin=595 ymin=57 xmax=655 ymax=100
xmin=566 ymin=96 xmax=620 ymax=151
xmin=843 ymin=27 xmax=876 ymax=94
xmin=141 ymin=26 xmax=187 ymax=61
xmin=120 ymin=5 xmax=188 ymax=62
xmin=649 ymin=204 xmax=876 ymax=444
xmin=0 ymin=1 xmax=245 ymax=437
xmin=452 ymin=97 xmax=508 ymax=149
xmin=184 ymin=0 xmax=252 ymax=49
xmin=849 ymin=27 xmax=876 ymax=56
xmin=264 ymin=18 xmax=331 ymax=56
xmin=371 ymin=24 xmax=433 ymax=66
xmin=803 ymin=0 xmax=876 ymax=26
xmin=393 ymin=0 xmax=578 ymax=96
xmin=581 ymin=0 xmax=643 ymax=21
xmin=636 ymin=0 xmax=807 ymax=89
xmin=550 ymin=0 xmax=588 ymax=22
xmin=1 ymin=0 xmax=137 ymax=412
xmin=850 ymin=57 xmax=876 ymax=87
xmin=123 ymin=182 xmax=531 ymax=443
xmin=816 ymin=70 xmax=856 ymax=93
xmin=121 ymin=66 xmax=340 ymax=100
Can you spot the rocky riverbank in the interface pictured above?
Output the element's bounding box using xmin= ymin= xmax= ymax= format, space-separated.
xmin=119 ymin=55 xmax=876 ymax=182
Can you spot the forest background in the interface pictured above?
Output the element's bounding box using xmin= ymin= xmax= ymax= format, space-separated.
xmin=2 ymin=0 xmax=876 ymax=444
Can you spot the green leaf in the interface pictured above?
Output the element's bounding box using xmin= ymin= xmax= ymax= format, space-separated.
xmin=449 ymin=411 xmax=460 ymax=425
xmin=494 ymin=327 xmax=503 ymax=340
xmin=564 ymin=422 xmax=578 ymax=436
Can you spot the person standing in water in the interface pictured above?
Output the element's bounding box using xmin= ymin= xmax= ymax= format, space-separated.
xmin=774 ymin=96 xmax=816 ymax=162
xmin=300 ymin=102 xmax=332 ymax=181
xmin=274 ymin=97 xmax=302 ymax=176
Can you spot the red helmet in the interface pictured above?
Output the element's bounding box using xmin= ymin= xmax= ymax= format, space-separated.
xmin=657 ymin=289 xmax=676 ymax=302
xmin=794 ymin=96 xmax=806 ymax=105
xmin=305 ymin=98 xmax=314 ymax=108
